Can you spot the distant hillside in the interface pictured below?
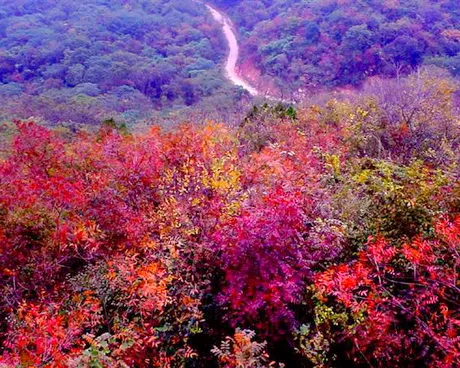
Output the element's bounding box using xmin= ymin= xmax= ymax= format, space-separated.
xmin=212 ymin=0 xmax=460 ymax=97
xmin=2 ymin=0 xmax=459 ymax=125
xmin=0 ymin=0 xmax=251 ymax=125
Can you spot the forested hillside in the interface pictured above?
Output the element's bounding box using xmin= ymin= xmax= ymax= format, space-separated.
xmin=212 ymin=0 xmax=460 ymax=97
xmin=0 ymin=0 xmax=250 ymax=125
xmin=0 ymin=70 xmax=459 ymax=367
xmin=2 ymin=0 xmax=459 ymax=124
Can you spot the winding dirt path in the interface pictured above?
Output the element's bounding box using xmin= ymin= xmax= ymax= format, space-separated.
xmin=205 ymin=4 xmax=259 ymax=96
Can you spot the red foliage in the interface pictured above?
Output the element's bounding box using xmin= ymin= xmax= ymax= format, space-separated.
xmin=213 ymin=188 xmax=343 ymax=333
xmin=0 ymin=122 xmax=239 ymax=365
xmin=315 ymin=217 xmax=460 ymax=367
xmin=0 ymin=293 xmax=101 ymax=367
xmin=0 ymin=118 xmax=457 ymax=366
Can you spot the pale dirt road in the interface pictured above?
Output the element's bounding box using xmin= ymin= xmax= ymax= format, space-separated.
xmin=205 ymin=4 xmax=259 ymax=96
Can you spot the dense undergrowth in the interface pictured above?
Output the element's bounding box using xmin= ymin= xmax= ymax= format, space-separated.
xmin=0 ymin=71 xmax=459 ymax=367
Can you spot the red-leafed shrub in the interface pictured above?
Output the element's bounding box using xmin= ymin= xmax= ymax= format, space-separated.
xmin=0 ymin=293 xmax=101 ymax=367
xmin=213 ymin=188 xmax=343 ymax=333
xmin=314 ymin=217 xmax=460 ymax=367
